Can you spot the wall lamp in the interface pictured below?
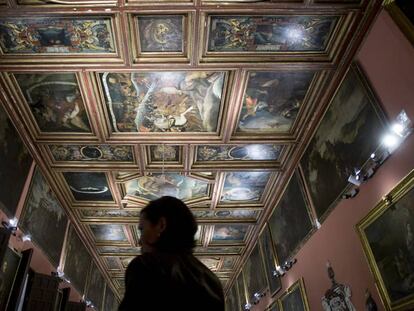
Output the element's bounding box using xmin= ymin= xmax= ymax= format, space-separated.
xmin=272 ymin=258 xmax=297 ymax=278
xmin=1 ymin=217 xmax=32 ymax=242
xmin=344 ymin=110 xmax=412 ymax=200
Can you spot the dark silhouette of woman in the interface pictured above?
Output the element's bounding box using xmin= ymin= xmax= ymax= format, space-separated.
xmin=119 ymin=196 xmax=225 ymax=311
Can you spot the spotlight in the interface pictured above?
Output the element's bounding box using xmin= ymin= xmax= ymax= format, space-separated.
xmin=1 ymin=217 xmax=18 ymax=234
xmin=21 ymin=234 xmax=31 ymax=242
xmin=392 ymin=110 xmax=412 ymax=137
xmin=244 ymin=303 xmax=252 ymax=310
xmin=316 ymin=220 xmax=322 ymax=229
xmin=348 ymin=169 xmax=362 ymax=186
xmin=382 ymin=133 xmax=401 ymax=149
xmin=342 ymin=188 xmax=359 ymax=199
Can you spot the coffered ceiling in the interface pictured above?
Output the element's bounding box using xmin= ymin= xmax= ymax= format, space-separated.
xmin=0 ymin=0 xmax=381 ymax=302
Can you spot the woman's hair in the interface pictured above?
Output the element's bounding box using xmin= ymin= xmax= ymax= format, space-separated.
xmin=140 ymin=196 xmax=197 ymax=252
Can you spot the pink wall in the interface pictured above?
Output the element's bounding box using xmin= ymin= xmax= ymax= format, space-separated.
xmin=253 ymin=9 xmax=414 ymax=311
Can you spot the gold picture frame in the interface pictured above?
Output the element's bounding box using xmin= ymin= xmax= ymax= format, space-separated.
xmin=357 ymin=169 xmax=414 ymax=310
xmin=279 ymin=278 xmax=310 ymax=311
xmin=384 ymin=0 xmax=414 ymax=46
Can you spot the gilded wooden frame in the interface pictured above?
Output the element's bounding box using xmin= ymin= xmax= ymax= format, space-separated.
xmin=91 ymin=69 xmax=234 ymax=142
xmin=0 ymin=12 xmax=124 ymax=65
xmin=128 ymin=11 xmax=193 ymax=63
xmin=199 ymin=10 xmax=356 ymax=63
xmin=357 ymin=170 xmax=414 ymax=311
xmin=384 ymin=0 xmax=414 ymax=46
xmin=279 ymin=278 xmax=310 ymax=311
xmin=1 ymin=72 xmax=101 ymax=142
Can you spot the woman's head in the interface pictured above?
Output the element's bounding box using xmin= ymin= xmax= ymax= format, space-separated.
xmin=139 ymin=196 xmax=197 ymax=253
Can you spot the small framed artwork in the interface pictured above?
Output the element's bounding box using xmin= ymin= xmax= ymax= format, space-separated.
xmin=280 ymin=279 xmax=310 ymax=311
xmin=384 ymin=0 xmax=414 ymax=46
xmin=357 ymin=169 xmax=414 ymax=310
xmin=129 ymin=13 xmax=192 ymax=63
xmin=0 ymin=14 xmax=123 ymax=64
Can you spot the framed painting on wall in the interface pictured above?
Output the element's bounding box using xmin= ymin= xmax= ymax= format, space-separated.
xmin=225 ymin=282 xmax=240 ymax=311
xmin=259 ymin=225 xmax=282 ymax=295
xmin=300 ymin=63 xmax=387 ymax=221
xmin=280 ymin=279 xmax=310 ymax=311
xmin=357 ymin=170 xmax=414 ymax=310
xmin=20 ymin=167 xmax=68 ymax=267
xmin=243 ymin=244 xmax=268 ymax=302
xmin=0 ymin=104 xmax=32 ymax=218
xmin=63 ymin=225 xmax=92 ymax=295
xmin=86 ymin=263 xmax=106 ymax=311
xmin=384 ymin=0 xmax=414 ymax=45
xmin=268 ymin=171 xmax=315 ymax=265
xmin=0 ymin=247 xmax=21 ymax=311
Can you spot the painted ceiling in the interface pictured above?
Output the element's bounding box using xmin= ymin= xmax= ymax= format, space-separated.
xmin=0 ymin=0 xmax=381 ymax=304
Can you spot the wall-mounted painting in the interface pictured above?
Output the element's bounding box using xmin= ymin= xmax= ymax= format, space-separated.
xmin=136 ymin=15 xmax=184 ymax=53
xmin=13 ymin=73 xmax=92 ymax=133
xmin=99 ymin=71 xmax=226 ymax=133
xmin=212 ymin=224 xmax=249 ymax=244
xmin=207 ymin=15 xmax=338 ymax=53
xmin=20 ymin=167 xmax=68 ymax=267
xmin=357 ymin=170 xmax=414 ymax=310
xmin=63 ymin=226 xmax=92 ymax=295
xmin=63 ymin=172 xmax=114 ymax=202
xmin=86 ymin=264 xmax=105 ymax=311
xmin=90 ymin=224 xmax=128 ymax=243
xmin=243 ymin=244 xmax=268 ymax=301
xmin=0 ymin=104 xmax=32 ymax=218
xmin=259 ymin=225 xmax=281 ymax=294
xmin=104 ymin=286 xmax=119 ymax=311
xmin=280 ymin=279 xmax=309 ymax=311
xmin=384 ymin=0 xmax=414 ymax=45
xmin=268 ymin=171 xmax=314 ymax=265
xmin=0 ymin=247 xmax=21 ymax=310
xmin=124 ymin=173 xmax=209 ymax=202
xmin=195 ymin=144 xmax=283 ymax=161
xmin=236 ymin=71 xmax=315 ymax=134
xmin=0 ymin=17 xmax=115 ymax=54
xmin=220 ymin=171 xmax=271 ymax=203
xmin=269 ymin=300 xmax=280 ymax=311
xmin=236 ymin=272 xmax=247 ymax=310
xmin=49 ymin=145 xmax=134 ymax=163
xmin=226 ymin=283 xmax=240 ymax=311
xmin=300 ymin=64 xmax=386 ymax=221
xmin=193 ymin=210 xmax=258 ymax=221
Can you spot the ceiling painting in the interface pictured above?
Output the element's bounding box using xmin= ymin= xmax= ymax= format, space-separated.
xmin=196 ymin=144 xmax=283 ymax=161
xmin=207 ymin=15 xmax=338 ymax=53
xmin=236 ymin=71 xmax=315 ymax=134
xmin=124 ymin=173 xmax=210 ymax=202
xmin=90 ymin=224 xmax=129 ymax=244
xmin=211 ymin=224 xmax=250 ymax=244
xmin=98 ymin=71 xmax=227 ymax=133
xmin=105 ymin=257 xmax=121 ymax=271
xmin=200 ymin=257 xmax=221 ymax=271
xmin=49 ymin=145 xmax=134 ymax=164
xmin=220 ymin=171 xmax=272 ymax=204
xmin=0 ymin=17 xmax=115 ymax=55
xmin=0 ymin=0 xmax=380 ymax=302
xmin=136 ymin=15 xmax=184 ymax=53
xmin=12 ymin=73 xmax=92 ymax=134
xmin=63 ymin=172 xmax=114 ymax=202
